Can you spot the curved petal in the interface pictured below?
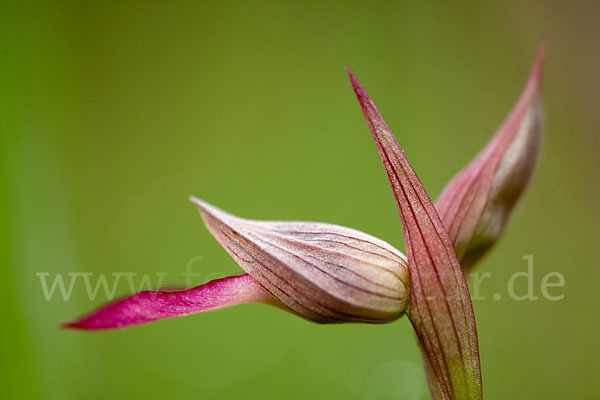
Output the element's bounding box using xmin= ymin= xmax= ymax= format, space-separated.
xmin=348 ymin=70 xmax=481 ymax=400
xmin=190 ymin=197 xmax=409 ymax=324
xmin=436 ymin=43 xmax=545 ymax=270
xmin=62 ymin=274 xmax=276 ymax=330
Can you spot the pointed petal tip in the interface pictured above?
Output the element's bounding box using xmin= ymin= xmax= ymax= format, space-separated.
xmin=189 ymin=195 xmax=206 ymax=208
xmin=189 ymin=196 xmax=226 ymax=220
xmin=189 ymin=196 xmax=227 ymax=214
xmin=528 ymin=40 xmax=547 ymax=89
xmin=60 ymin=317 xmax=112 ymax=331
xmin=346 ymin=67 xmax=367 ymax=100
xmin=346 ymin=68 xmax=396 ymax=151
xmin=59 ymin=321 xmax=76 ymax=330
xmin=190 ymin=195 xmax=213 ymax=220
xmin=536 ymin=39 xmax=547 ymax=61
xmin=60 ymin=320 xmax=104 ymax=331
xmin=344 ymin=66 xmax=356 ymax=81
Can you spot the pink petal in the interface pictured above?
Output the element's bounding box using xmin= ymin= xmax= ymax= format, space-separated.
xmin=348 ymin=70 xmax=481 ymax=399
xmin=436 ymin=43 xmax=545 ymax=270
xmin=62 ymin=274 xmax=276 ymax=330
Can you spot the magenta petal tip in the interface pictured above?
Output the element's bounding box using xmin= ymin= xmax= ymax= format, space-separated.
xmin=62 ymin=274 xmax=274 ymax=331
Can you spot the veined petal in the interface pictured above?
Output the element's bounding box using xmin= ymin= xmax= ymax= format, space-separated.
xmin=420 ymin=345 xmax=444 ymax=400
xmin=436 ymin=43 xmax=545 ymax=270
xmin=62 ymin=274 xmax=276 ymax=330
xmin=190 ymin=197 xmax=409 ymax=324
xmin=348 ymin=70 xmax=481 ymax=399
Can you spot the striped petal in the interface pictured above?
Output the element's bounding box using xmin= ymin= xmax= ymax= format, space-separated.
xmin=62 ymin=274 xmax=276 ymax=330
xmin=436 ymin=43 xmax=545 ymax=270
xmin=190 ymin=197 xmax=409 ymax=324
xmin=348 ymin=70 xmax=482 ymax=399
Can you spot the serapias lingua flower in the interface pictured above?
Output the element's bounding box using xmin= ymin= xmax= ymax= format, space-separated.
xmin=63 ymin=44 xmax=545 ymax=400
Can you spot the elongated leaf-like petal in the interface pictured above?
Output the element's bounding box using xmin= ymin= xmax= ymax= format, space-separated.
xmin=420 ymin=345 xmax=444 ymax=400
xmin=190 ymin=197 xmax=409 ymax=324
xmin=348 ymin=70 xmax=481 ymax=399
xmin=436 ymin=44 xmax=545 ymax=270
xmin=62 ymin=274 xmax=276 ymax=330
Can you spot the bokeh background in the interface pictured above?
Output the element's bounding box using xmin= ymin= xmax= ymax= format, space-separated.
xmin=2 ymin=1 xmax=599 ymax=399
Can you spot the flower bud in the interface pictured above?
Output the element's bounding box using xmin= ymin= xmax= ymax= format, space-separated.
xmin=191 ymin=197 xmax=409 ymax=324
xmin=436 ymin=44 xmax=545 ymax=270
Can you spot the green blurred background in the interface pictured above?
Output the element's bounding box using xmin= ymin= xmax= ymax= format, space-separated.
xmin=2 ymin=1 xmax=599 ymax=399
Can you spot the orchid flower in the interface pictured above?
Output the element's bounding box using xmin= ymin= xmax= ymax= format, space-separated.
xmin=64 ymin=45 xmax=544 ymax=400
